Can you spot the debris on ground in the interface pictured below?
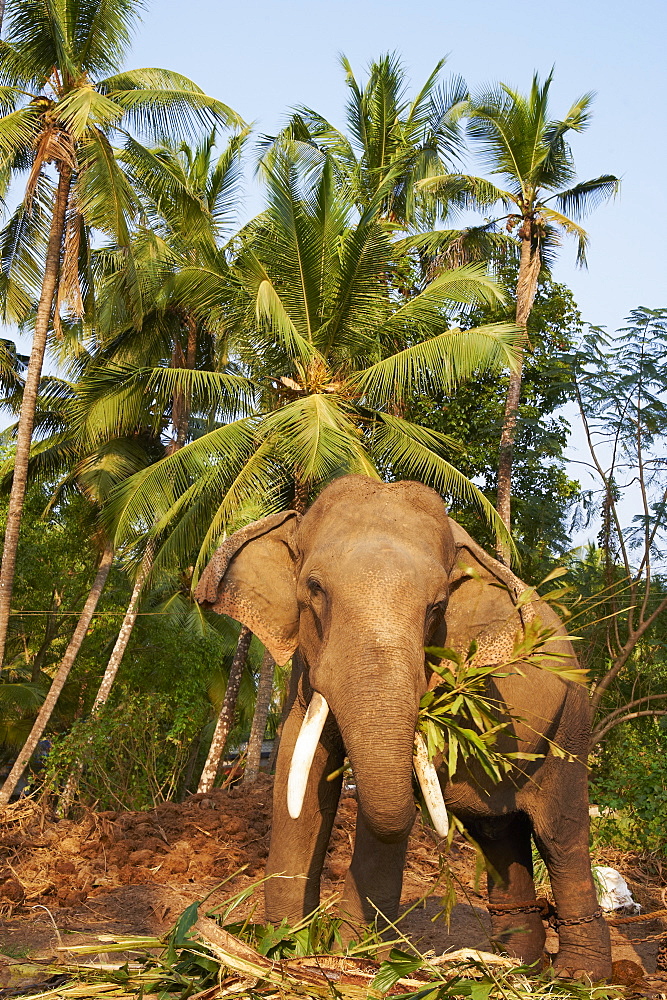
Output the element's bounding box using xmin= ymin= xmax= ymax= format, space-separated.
xmin=0 ymin=778 xmax=665 ymax=985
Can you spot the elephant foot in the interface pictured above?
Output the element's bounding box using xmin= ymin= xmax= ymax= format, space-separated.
xmin=490 ymin=913 xmax=546 ymax=970
xmin=551 ymin=954 xmax=612 ymax=982
xmin=551 ymin=916 xmax=612 ymax=982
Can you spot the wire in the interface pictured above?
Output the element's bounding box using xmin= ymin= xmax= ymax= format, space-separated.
xmin=7 ymin=610 xmax=185 ymax=616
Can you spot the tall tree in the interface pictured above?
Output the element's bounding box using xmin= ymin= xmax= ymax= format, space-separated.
xmin=242 ymin=648 xmax=275 ymax=786
xmin=0 ymin=0 xmax=242 ymax=667
xmin=422 ymin=71 xmax=618 ymax=559
xmin=408 ymin=270 xmax=583 ymax=579
xmin=569 ymin=308 xmax=667 ymax=746
xmin=263 ymin=52 xmax=468 ymax=229
xmin=56 ymin=543 xmax=151 ymax=814
xmin=103 ymin=152 xmax=522 ymax=582
xmin=197 ymin=624 xmax=251 ymax=794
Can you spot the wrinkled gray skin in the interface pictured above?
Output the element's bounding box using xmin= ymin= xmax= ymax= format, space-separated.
xmin=196 ymin=476 xmax=611 ymax=978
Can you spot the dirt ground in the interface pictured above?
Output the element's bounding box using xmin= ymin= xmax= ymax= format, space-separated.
xmin=0 ymin=777 xmax=665 ymax=985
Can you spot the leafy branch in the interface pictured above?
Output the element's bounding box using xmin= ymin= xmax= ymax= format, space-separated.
xmin=418 ymin=566 xmax=589 ymax=789
xmin=418 ymin=643 xmax=541 ymax=785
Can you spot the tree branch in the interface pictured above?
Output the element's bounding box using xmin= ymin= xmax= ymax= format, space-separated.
xmin=590 ymin=592 xmax=667 ymax=713
xmin=591 ymin=710 xmax=667 ymax=747
xmin=595 ymin=692 xmax=667 ymax=727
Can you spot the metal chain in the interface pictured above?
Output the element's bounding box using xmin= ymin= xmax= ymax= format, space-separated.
xmin=487 ymin=897 xmax=553 ymax=919
xmin=551 ymin=907 xmax=604 ymax=928
xmin=489 ymin=902 xmax=667 ymax=929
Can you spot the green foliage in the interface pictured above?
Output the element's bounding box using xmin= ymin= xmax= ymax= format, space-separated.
xmin=0 ymin=481 xmax=256 ymax=801
xmin=262 ymin=52 xmax=469 ymax=229
xmin=408 ymin=269 xmax=583 ymax=580
xmin=103 ymin=151 xmax=521 ymax=579
xmin=228 ymin=911 xmax=348 ymax=960
xmin=0 ymin=0 xmax=242 ymax=330
xmin=590 ymin=721 xmax=667 ymax=856
xmin=422 ymin=70 xmax=619 ymax=269
xmin=45 ymin=684 xmax=206 ymax=810
xmin=63 ymin=886 xmax=624 ymax=1000
xmin=0 ymin=484 xmax=125 ymax=755
xmin=419 ymin=643 xmax=526 ymax=783
xmin=419 ymin=622 xmax=578 ymax=784
xmin=570 ymin=307 xmax=667 ymax=566
xmin=565 ymin=309 xmax=667 ymax=752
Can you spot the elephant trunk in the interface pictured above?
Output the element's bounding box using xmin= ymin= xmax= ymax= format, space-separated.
xmin=326 ymin=645 xmax=424 ymax=843
xmin=287 ymin=691 xmax=449 ymax=840
xmin=341 ymin=707 xmax=418 ymax=842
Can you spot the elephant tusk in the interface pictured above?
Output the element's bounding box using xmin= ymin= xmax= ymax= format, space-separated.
xmin=287 ymin=692 xmax=330 ymax=820
xmin=413 ymin=733 xmax=449 ymax=838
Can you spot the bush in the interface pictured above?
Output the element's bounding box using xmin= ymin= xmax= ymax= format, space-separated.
xmin=589 ymin=721 xmax=667 ymax=855
xmin=46 ymin=685 xmax=205 ymax=811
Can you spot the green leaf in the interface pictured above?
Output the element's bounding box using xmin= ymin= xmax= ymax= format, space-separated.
xmin=172 ymin=901 xmax=200 ymax=949
xmin=371 ymin=949 xmax=426 ymax=991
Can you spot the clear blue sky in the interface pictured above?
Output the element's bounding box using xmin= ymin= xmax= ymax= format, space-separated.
xmin=128 ymin=0 xmax=666 ymax=333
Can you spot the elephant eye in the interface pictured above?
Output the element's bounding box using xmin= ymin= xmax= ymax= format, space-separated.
xmin=307 ymin=577 xmax=324 ymax=596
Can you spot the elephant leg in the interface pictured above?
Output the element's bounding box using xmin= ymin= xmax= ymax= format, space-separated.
xmin=530 ymin=797 xmax=611 ymax=979
xmin=265 ymin=687 xmax=344 ymax=925
xmin=340 ymin=807 xmax=408 ymax=938
xmin=470 ymin=814 xmax=546 ymax=969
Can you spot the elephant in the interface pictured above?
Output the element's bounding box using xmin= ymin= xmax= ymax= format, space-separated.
xmin=195 ymin=475 xmax=611 ymax=978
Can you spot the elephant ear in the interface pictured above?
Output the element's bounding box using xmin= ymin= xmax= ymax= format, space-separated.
xmin=195 ymin=511 xmax=301 ymax=665
xmin=445 ymin=519 xmax=535 ymax=667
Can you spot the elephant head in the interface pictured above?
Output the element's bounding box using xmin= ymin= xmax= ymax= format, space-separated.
xmin=195 ymin=475 xmax=456 ymax=842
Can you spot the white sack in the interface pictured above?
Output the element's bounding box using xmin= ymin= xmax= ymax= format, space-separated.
xmin=593 ymin=865 xmax=641 ymax=914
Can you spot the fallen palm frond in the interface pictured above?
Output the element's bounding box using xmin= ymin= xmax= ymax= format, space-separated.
xmin=7 ymin=882 xmax=624 ymax=1000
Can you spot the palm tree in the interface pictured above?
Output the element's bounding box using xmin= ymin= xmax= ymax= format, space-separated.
xmin=263 ymin=52 xmax=468 ymax=229
xmin=263 ymin=53 xmax=516 ymax=277
xmin=242 ymin=648 xmax=275 ymax=786
xmin=0 ymin=0 xmax=242 ymax=667
xmin=104 ymin=152 xmax=521 ymax=584
xmin=91 ymin=128 xmax=249 ymax=404
xmin=55 ymin=133 xmax=251 ymax=808
xmin=421 ymin=71 xmax=619 ymax=559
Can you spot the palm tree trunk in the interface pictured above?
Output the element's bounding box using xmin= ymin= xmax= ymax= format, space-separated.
xmin=57 ymin=547 xmax=153 ymax=815
xmin=93 ymin=552 xmax=151 ymax=711
xmin=0 ymin=542 xmax=113 ymax=807
xmin=177 ymin=314 xmax=197 ymax=449
xmin=0 ymin=164 xmax=73 ymax=668
xmin=197 ymin=626 xmax=252 ymax=794
xmin=495 ymin=228 xmax=541 ymax=564
xmin=242 ymin=649 xmax=275 ymax=786
xmin=293 ymin=473 xmax=310 ymax=515
xmin=180 ymin=731 xmax=204 ymax=799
